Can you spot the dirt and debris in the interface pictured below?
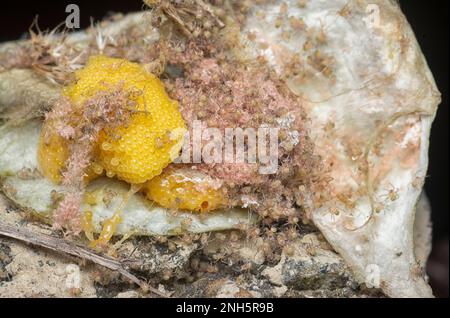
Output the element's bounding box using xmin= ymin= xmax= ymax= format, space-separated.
xmin=1 ymin=193 xmax=381 ymax=298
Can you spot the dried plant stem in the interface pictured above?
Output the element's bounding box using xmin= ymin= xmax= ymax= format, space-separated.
xmin=0 ymin=221 xmax=167 ymax=298
xmin=195 ymin=0 xmax=225 ymax=27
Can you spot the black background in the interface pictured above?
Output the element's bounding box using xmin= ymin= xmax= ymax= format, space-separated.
xmin=0 ymin=0 xmax=448 ymax=296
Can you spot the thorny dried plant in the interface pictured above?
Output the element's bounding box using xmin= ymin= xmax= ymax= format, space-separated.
xmin=0 ymin=21 xmax=85 ymax=84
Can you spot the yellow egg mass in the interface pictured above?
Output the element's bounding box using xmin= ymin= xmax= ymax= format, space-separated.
xmin=43 ymin=55 xmax=186 ymax=185
xmin=144 ymin=168 xmax=227 ymax=212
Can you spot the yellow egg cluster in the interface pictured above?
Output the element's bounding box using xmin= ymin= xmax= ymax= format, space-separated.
xmin=38 ymin=121 xmax=99 ymax=184
xmin=38 ymin=55 xmax=186 ymax=185
xmin=37 ymin=121 xmax=70 ymax=184
xmin=65 ymin=55 xmax=186 ymax=184
xmin=144 ymin=168 xmax=227 ymax=212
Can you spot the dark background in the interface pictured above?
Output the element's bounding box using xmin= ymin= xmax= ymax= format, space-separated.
xmin=0 ymin=0 xmax=448 ymax=297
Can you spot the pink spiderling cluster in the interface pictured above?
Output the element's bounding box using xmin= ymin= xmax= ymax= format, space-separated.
xmin=170 ymin=50 xmax=302 ymax=186
xmin=52 ymin=192 xmax=82 ymax=234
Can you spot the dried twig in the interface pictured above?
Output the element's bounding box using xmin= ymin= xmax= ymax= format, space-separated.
xmin=0 ymin=221 xmax=167 ymax=298
xmin=195 ymin=0 xmax=224 ymax=28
